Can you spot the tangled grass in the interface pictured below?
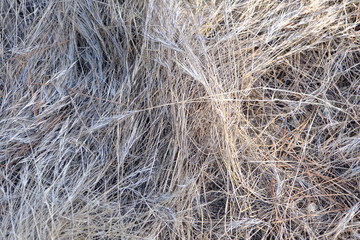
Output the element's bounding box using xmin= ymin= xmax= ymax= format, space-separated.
xmin=1 ymin=0 xmax=360 ymax=239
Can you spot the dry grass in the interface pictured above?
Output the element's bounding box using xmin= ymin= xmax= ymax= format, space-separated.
xmin=1 ymin=0 xmax=360 ymax=239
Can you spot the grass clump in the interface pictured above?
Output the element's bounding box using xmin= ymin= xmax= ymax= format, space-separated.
xmin=1 ymin=0 xmax=360 ymax=239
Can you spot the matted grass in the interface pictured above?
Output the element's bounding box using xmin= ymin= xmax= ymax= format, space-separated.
xmin=1 ymin=0 xmax=360 ymax=239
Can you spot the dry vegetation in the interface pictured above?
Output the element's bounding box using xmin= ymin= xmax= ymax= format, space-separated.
xmin=1 ymin=0 xmax=360 ymax=239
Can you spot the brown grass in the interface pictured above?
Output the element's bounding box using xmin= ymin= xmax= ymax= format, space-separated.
xmin=1 ymin=0 xmax=360 ymax=239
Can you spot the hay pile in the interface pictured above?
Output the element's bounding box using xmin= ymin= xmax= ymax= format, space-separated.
xmin=1 ymin=0 xmax=360 ymax=239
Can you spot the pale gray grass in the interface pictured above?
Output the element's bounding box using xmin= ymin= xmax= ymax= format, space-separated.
xmin=1 ymin=0 xmax=360 ymax=239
